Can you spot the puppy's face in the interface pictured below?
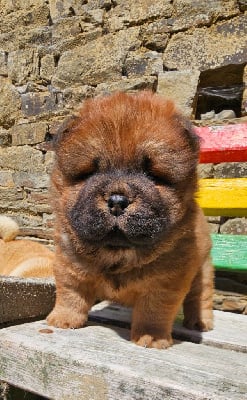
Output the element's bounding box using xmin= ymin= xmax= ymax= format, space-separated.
xmin=53 ymin=92 xmax=199 ymax=269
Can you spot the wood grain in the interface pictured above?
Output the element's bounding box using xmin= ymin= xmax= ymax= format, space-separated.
xmin=197 ymin=178 xmax=247 ymax=216
xmin=0 ymin=277 xmax=55 ymax=324
xmin=211 ymin=234 xmax=247 ymax=272
xmin=196 ymin=123 xmax=247 ymax=163
xmin=0 ymin=311 xmax=247 ymax=400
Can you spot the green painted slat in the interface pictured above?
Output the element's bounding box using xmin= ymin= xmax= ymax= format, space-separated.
xmin=211 ymin=234 xmax=247 ymax=272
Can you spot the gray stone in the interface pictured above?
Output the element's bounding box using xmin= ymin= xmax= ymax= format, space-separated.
xmin=197 ymin=164 xmax=215 ymax=179
xmin=0 ymin=171 xmax=14 ymax=187
xmin=220 ymin=218 xmax=247 ymax=235
xmin=0 ymin=146 xmax=45 ymax=173
xmin=12 ymin=172 xmax=50 ymax=189
xmin=0 ymin=78 xmax=21 ymax=129
xmin=124 ymin=51 xmax=163 ymax=78
xmin=140 ymin=20 xmax=170 ymax=51
xmin=8 ymin=49 xmax=40 ymax=85
xmin=0 ymin=51 xmax=7 ymax=76
xmin=40 ymin=55 xmax=56 ymax=82
xmin=0 ymin=2 xmax=50 ymax=34
xmin=10 ymin=122 xmax=48 ymax=146
xmin=157 ymin=70 xmax=200 ymax=117
xmin=96 ymin=76 xmax=157 ymax=95
xmin=213 ymin=162 xmax=247 ymax=178
xmin=52 ymin=28 xmax=141 ymax=88
xmin=21 ymin=90 xmax=64 ymax=117
xmin=0 ymin=128 xmax=10 ymax=146
xmin=171 ymin=0 xmax=239 ymax=32
xmin=163 ymin=15 xmax=247 ymax=71
xmin=106 ymin=0 xmax=172 ymax=32
xmin=62 ymin=85 xmax=96 ymax=110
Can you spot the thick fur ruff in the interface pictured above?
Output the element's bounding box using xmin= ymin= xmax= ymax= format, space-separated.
xmin=0 ymin=216 xmax=54 ymax=278
xmin=47 ymin=91 xmax=214 ymax=348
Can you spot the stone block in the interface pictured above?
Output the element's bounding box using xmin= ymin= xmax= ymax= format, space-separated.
xmin=21 ymin=90 xmax=63 ymax=117
xmin=213 ymin=162 xmax=247 ymax=178
xmin=49 ymin=0 xmax=85 ymax=20
xmin=95 ymin=76 xmax=157 ymax=95
xmin=12 ymin=172 xmax=49 ymax=189
xmin=163 ymin=15 xmax=247 ymax=71
xmin=0 ymin=25 xmax=52 ymax=53
xmin=0 ymin=3 xmax=49 ymax=34
xmin=197 ymin=164 xmax=214 ymax=179
xmin=0 ymin=171 xmax=14 ymax=187
xmin=220 ymin=218 xmax=247 ymax=235
xmin=124 ymin=51 xmax=163 ymax=78
xmin=8 ymin=49 xmax=40 ymax=85
xmin=0 ymin=51 xmax=7 ymax=76
xmin=40 ymin=55 xmax=56 ymax=82
xmin=0 ymin=146 xmax=45 ymax=172
xmin=0 ymin=128 xmax=10 ymax=146
xmin=0 ymin=78 xmax=21 ymax=129
xmin=140 ymin=20 xmax=170 ymax=51
xmin=171 ymin=0 xmax=239 ymax=31
xmin=10 ymin=122 xmax=48 ymax=146
xmin=52 ymin=28 xmax=141 ymax=88
xmin=106 ymin=0 xmax=172 ymax=32
xmin=157 ymin=70 xmax=200 ymax=117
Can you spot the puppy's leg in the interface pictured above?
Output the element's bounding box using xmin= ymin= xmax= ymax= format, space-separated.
xmin=131 ymin=290 xmax=184 ymax=349
xmin=183 ymin=256 xmax=214 ymax=331
xmin=47 ymin=261 xmax=95 ymax=329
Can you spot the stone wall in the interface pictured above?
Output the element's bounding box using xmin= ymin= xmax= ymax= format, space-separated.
xmin=0 ymin=0 xmax=246 ymax=243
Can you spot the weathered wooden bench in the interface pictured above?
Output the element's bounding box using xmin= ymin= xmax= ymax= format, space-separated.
xmin=0 ymin=123 xmax=247 ymax=399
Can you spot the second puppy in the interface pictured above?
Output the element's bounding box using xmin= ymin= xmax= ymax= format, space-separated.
xmin=0 ymin=216 xmax=54 ymax=278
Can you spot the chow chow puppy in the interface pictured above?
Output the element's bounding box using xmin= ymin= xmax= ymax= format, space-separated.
xmin=47 ymin=91 xmax=214 ymax=348
xmin=0 ymin=216 xmax=54 ymax=278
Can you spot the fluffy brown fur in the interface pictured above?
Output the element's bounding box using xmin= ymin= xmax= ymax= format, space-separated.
xmin=47 ymin=91 xmax=214 ymax=348
xmin=0 ymin=216 xmax=54 ymax=278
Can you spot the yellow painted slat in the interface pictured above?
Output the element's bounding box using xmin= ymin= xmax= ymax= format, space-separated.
xmin=197 ymin=178 xmax=247 ymax=217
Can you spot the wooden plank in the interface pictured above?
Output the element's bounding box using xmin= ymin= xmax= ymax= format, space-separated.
xmin=196 ymin=123 xmax=247 ymax=163
xmin=0 ymin=277 xmax=55 ymax=324
xmin=0 ymin=317 xmax=247 ymax=400
xmin=211 ymin=234 xmax=247 ymax=272
xmin=90 ymin=302 xmax=247 ymax=353
xmin=197 ymin=178 xmax=247 ymax=216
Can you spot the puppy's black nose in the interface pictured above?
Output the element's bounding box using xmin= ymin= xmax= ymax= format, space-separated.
xmin=108 ymin=194 xmax=129 ymax=216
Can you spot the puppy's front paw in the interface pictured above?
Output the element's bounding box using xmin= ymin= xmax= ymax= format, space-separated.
xmin=132 ymin=333 xmax=173 ymax=349
xmin=47 ymin=306 xmax=87 ymax=329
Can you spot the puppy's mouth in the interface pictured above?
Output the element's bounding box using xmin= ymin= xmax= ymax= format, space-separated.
xmin=102 ymin=226 xmax=133 ymax=249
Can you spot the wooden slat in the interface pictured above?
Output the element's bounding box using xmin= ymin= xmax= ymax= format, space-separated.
xmin=0 ymin=312 xmax=247 ymax=400
xmin=211 ymin=234 xmax=247 ymax=272
xmin=197 ymin=178 xmax=247 ymax=216
xmin=196 ymin=123 xmax=247 ymax=163
xmin=90 ymin=302 xmax=247 ymax=352
xmin=0 ymin=277 xmax=55 ymax=324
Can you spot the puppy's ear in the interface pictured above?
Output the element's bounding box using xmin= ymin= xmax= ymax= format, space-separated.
xmin=53 ymin=114 xmax=80 ymax=150
xmin=176 ymin=114 xmax=200 ymax=153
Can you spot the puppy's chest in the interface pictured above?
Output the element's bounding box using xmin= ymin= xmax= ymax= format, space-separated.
xmin=95 ymin=276 xmax=143 ymax=306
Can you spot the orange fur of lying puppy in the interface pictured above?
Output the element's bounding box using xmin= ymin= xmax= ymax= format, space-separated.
xmin=0 ymin=216 xmax=54 ymax=278
xmin=47 ymin=91 xmax=214 ymax=348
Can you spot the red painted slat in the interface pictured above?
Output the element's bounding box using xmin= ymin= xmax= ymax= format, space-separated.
xmin=195 ymin=123 xmax=247 ymax=163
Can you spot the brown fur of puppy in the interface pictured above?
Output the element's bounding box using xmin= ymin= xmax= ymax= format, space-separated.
xmin=0 ymin=216 xmax=54 ymax=278
xmin=47 ymin=91 xmax=214 ymax=348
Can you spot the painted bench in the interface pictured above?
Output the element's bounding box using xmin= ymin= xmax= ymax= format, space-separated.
xmin=196 ymin=123 xmax=247 ymax=272
xmin=0 ymin=123 xmax=247 ymax=399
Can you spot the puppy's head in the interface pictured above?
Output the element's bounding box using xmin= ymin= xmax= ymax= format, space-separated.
xmin=52 ymin=92 xmax=199 ymax=270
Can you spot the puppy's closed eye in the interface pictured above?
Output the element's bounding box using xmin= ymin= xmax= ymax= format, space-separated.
xmin=70 ymin=158 xmax=99 ymax=183
xmin=142 ymin=156 xmax=173 ymax=187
